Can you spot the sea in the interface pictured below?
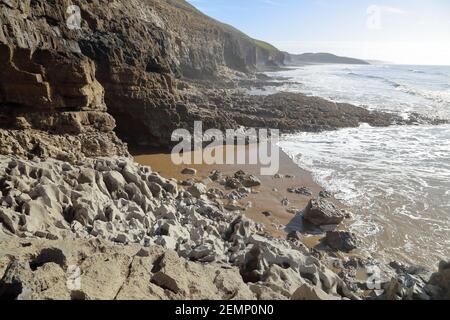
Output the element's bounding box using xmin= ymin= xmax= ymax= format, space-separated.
xmin=258 ymin=64 xmax=450 ymax=269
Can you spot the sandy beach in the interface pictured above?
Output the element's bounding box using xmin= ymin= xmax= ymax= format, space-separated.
xmin=132 ymin=144 xmax=339 ymax=248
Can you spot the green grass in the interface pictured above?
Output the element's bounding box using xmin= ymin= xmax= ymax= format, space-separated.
xmin=221 ymin=24 xmax=280 ymax=54
xmin=252 ymin=39 xmax=279 ymax=54
xmin=171 ymin=0 xmax=281 ymax=55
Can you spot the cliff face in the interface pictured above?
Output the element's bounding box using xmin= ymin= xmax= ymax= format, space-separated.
xmin=0 ymin=0 xmax=284 ymax=151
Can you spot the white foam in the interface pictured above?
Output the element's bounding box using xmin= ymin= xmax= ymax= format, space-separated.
xmin=271 ymin=64 xmax=450 ymax=267
xmin=279 ymin=124 xmax=450 ymax=267
xmin=265 ymin=64 xmax=450 ymax=119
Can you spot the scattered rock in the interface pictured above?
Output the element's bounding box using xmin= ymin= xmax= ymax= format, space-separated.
xmin=261 ymin=211 xmax=272 ymax=218
xmin=234 ymin=171 xmax=261 ymax=188
xmin=209 ymin=170 xmax=222 ymax=181
xmin=181 ymin=168 xmax=197 ymax=175
xmin=288 ymin=187 xmax=312 ymax=196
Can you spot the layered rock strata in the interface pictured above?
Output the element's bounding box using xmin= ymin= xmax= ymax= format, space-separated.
xmin=0 ymin=0 xmax=286 ymax=150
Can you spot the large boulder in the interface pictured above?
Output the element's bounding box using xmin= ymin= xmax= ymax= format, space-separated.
xmin=303 ymin=199 xmax=345 ymax=226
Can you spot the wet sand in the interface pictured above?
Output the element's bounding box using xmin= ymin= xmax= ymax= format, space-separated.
xmin=132 ymin=144 xmax=331 ymax=245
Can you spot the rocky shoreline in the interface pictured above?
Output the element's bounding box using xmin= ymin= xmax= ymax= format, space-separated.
xmin=0 ymin=0 xmax=448 ymax=301
xmin=0 ymin=155 xmax=448 ymax=300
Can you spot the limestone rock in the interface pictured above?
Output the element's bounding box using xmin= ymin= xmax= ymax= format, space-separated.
xmin=187 ymin=183 xmax=207 ymax=198
xmin=103 ymin=171 xmax=126 ymax=193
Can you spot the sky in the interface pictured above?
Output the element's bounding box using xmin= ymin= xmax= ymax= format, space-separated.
xmin=187 ymin=0 xmax=450 ymax=65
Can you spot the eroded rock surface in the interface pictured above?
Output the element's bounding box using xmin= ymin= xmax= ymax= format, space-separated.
xmin=0 ymin=156 xmax=363 ymax=300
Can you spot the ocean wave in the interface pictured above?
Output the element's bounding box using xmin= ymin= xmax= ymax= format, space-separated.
xmin=408 ymin=69 xmax=426 ymax=74
xmin=396 ymin=85 xmax=450 ymax=104
xmin=346 ymin=72 xmax=401 ymax=88
xmin=278 ymin=124 xmax=450 ymax=268
xmin=349 ymin=69 xmax=450 ymax=105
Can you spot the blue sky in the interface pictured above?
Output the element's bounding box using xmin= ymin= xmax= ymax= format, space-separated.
xmin=187 ymin=0 xmax=450 ymax=65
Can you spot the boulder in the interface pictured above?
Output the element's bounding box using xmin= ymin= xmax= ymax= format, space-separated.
xmin=162 ymin=180 xmax=179 ymax=197
xmin=187 ymin=183 xmax=207 ymax=198
xmin=155 ymin=205 xmax=178 ymax=221
xmin=234 ymin=171 xmax=261 ymax=188
xmin=148 ymin=182 xmax=163 ymax=197
xmin=103 ymin=171 xmax=126 ymax=193
xmin=225 ymin=177 xmax=242 ymax=189
xmin=325 ymin=231 xmax=358 ymax=252
xmin=303 ymin=199 xmax=345 ymax=226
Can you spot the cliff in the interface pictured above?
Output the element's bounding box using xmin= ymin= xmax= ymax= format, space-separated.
xmin=0 ymin=0 xmax=284 ymax=152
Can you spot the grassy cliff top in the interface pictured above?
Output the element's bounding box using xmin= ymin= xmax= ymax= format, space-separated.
xmin=167 ymin=0 xmax=281 ymax=56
